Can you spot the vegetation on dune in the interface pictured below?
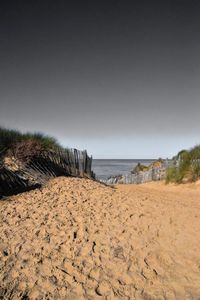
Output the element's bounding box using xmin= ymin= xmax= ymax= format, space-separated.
xmin=0 ymin=127 xmax=94 ymax=198
xmin=131 ymin=159 xmax=164 ymax=175
xmin=166 ymin=145 xmax=200 ymax=183
xmin=0 ymin=127 xmax=64 ymax=160
xmin=131 ymin=163 xmax=149 ymax=174
xmin=6 ymin=140 xmax=44 ymax=163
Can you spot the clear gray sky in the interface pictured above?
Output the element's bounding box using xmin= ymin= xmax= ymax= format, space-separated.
xmin=1 ymin=1 xmax=200 ymax=158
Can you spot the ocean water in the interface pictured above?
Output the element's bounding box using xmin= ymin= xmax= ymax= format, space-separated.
xmin=92 ymin=159 xmax=155 ymax=180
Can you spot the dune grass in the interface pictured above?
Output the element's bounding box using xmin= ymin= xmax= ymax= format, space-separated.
xmin=0 ymin=127 xmax=63 ymax=155
xmin=166 ymin=145 xmax=200 ymax=183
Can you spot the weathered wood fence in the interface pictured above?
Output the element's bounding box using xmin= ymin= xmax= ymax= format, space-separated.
xmin=103 ymin=160 xmax=173 ymax=185
xmin=104 ymin=166 xmax=166 ymax=185
xmin=0 ymin=149 xmax=95 ymax=198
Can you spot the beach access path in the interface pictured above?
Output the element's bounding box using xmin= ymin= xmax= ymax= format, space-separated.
xmin=0 ymin=177 xmax=200 ymax=299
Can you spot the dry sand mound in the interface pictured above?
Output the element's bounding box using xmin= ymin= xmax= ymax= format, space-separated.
xmin=0 ymin=177 xmax=200 ymax=299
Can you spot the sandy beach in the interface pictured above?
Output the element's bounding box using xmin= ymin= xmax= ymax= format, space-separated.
xmin=0 ymin=177 xmax=200 ymax=299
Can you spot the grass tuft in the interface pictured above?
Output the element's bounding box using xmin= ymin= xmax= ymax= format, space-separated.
xmin=166 ymin=145 xmax=200 ymax=183
xmin=0 ymin=127 xmax=64 ymax=157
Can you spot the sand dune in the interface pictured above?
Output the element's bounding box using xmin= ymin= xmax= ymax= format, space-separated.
xmin=0 ymin=177 xmax=200 ymax=299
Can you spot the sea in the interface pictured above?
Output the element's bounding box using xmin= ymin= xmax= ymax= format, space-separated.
xmin=92 ymin=159 xmax=155 ymax=181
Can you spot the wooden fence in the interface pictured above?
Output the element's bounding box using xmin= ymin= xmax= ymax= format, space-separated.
xmin=0 ymin=149 xmax=95 ymax=198
xmin=103 ymin=160 xmax=172 ymax=185
xmin=104 ymin=166 xmax=166 ymax=185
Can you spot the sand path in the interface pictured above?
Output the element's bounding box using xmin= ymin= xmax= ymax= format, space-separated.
xmin=0 ymin=177 xmax=200 ymax=299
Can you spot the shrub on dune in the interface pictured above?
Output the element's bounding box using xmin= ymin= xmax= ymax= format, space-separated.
xmin=166 ymin=145 xmax=200 ymax=183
